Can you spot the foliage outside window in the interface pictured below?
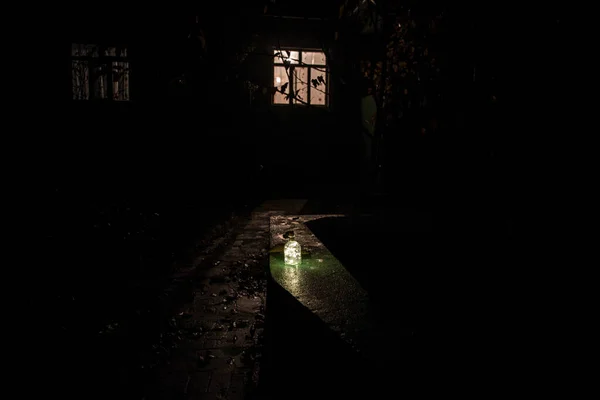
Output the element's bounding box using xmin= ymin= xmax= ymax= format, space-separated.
xmin=273 ymin=49 xmax=328 ymax=106
xmin=71 ymin=44 xmax=130 ymax=101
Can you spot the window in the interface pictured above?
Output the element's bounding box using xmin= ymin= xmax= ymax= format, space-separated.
xmin=71 ymin=44 xmax=130 ymax=101
xmin=273 ymin=49 xmax=328 ymax=106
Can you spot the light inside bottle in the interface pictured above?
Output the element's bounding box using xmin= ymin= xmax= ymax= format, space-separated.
xmin=284 ymin=240 xmax=301 ymax=266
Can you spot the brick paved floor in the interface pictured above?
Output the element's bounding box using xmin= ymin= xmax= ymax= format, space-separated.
xmin=145 ymin=200 xmax=307 ymax=400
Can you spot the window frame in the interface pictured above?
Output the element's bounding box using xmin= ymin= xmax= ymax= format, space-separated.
xmin=272 ymin=48 xmax=329 ymax=107
xmin=71 ymin=44 xmax=131 ymax=101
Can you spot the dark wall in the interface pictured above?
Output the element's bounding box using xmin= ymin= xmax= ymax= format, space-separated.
xmin=54 ymin=11 xmax=268 ymax=325
xmin=64 ymin=8 xmax=263 ymax=198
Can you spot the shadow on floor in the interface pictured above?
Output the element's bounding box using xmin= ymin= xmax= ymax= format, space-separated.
xmin=304 ymin=214 xmax=431 ymax=327
xmin=257 ymin=278 xmax=364 ymax=399
xmin=257 ymin=272 xmax=420 ymax=399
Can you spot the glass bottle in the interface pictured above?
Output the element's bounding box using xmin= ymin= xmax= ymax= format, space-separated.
xmin=284 ymin=231 xmax=301 ymax=266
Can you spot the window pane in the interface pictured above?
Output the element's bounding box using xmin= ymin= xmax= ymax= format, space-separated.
xmin=293 ymin=67 xmax=308 ymax=105
xmin=274 ymin=50 xmax=299 ymax=64
xmin=310 ymin=69 xmax=327 ymax=105
xmin=302 ymin=51 xmax=326 ymax=65
xmin=113 ymin=62 xmax=130 ymax=101
xmin=93 ymin=64 xmax=108 ymax=99
xmin=71 ymin=43 xmax=98 ymax=57
xmin=72 ymin=60 xmax=89 ymax=100
xmin=273 ymin=66 xmax=289 ymax=104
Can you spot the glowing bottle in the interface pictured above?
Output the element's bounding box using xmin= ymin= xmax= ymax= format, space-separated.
xmin=283 ymin=231 xmax=301 ymax=266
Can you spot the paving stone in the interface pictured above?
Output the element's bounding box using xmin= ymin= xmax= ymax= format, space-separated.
xmin=147 ymin=204 xmax=275 ymax=400
xmin=189 ymin=339 xmax=207 ymax=350
xmin=244 ymin=227 xmax=269 ymax=234
xmin=228 ymin=373 xmax=246 ymax=400
xmin=197 ymin=355 xmax=235 ymax=372
xmin=202 ymin=265 xmax=231 ymax=278
xmin=236 ymin=233 xmax=266 ymax=240
xmin=208 ymin=372 xmax=232 ymax=393
xmin=222 ymin=330 xmax=242 ymax=346
xmin=186 ymin=371 xmax=211 ymax=396
xmin=197 ymin=392 xmax=220 ymax=400
xmin=236 ymin=297 xmax=262 ymax=314
xmin=195 ymin=277 xmax=212 ymax=287
xmin=219 ymin=249 xmax=244 ymax=261
xmin=236 ymin=243 xmax=266 ymax=254
xmin=203 ymin=339 xmax=225 ymax=349
xmin=157 ymin=367 xmax=191 ymax=394
xmin=194 ymin=296 xmax=220 ymax=307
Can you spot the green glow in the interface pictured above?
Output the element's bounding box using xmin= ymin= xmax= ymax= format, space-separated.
xmin=270 ymin=215 xmax=369 ymax=353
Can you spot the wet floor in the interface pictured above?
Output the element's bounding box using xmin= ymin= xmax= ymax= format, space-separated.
xmin=258 ymin=278 xmax=421 ymax=399
xmin=305 ymin=213 xmax=431 ymax=331
xmin=252 ymin=186 xmax=522 ymax=398
xmin=256 ymin=211 xmax=427 ymax=399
